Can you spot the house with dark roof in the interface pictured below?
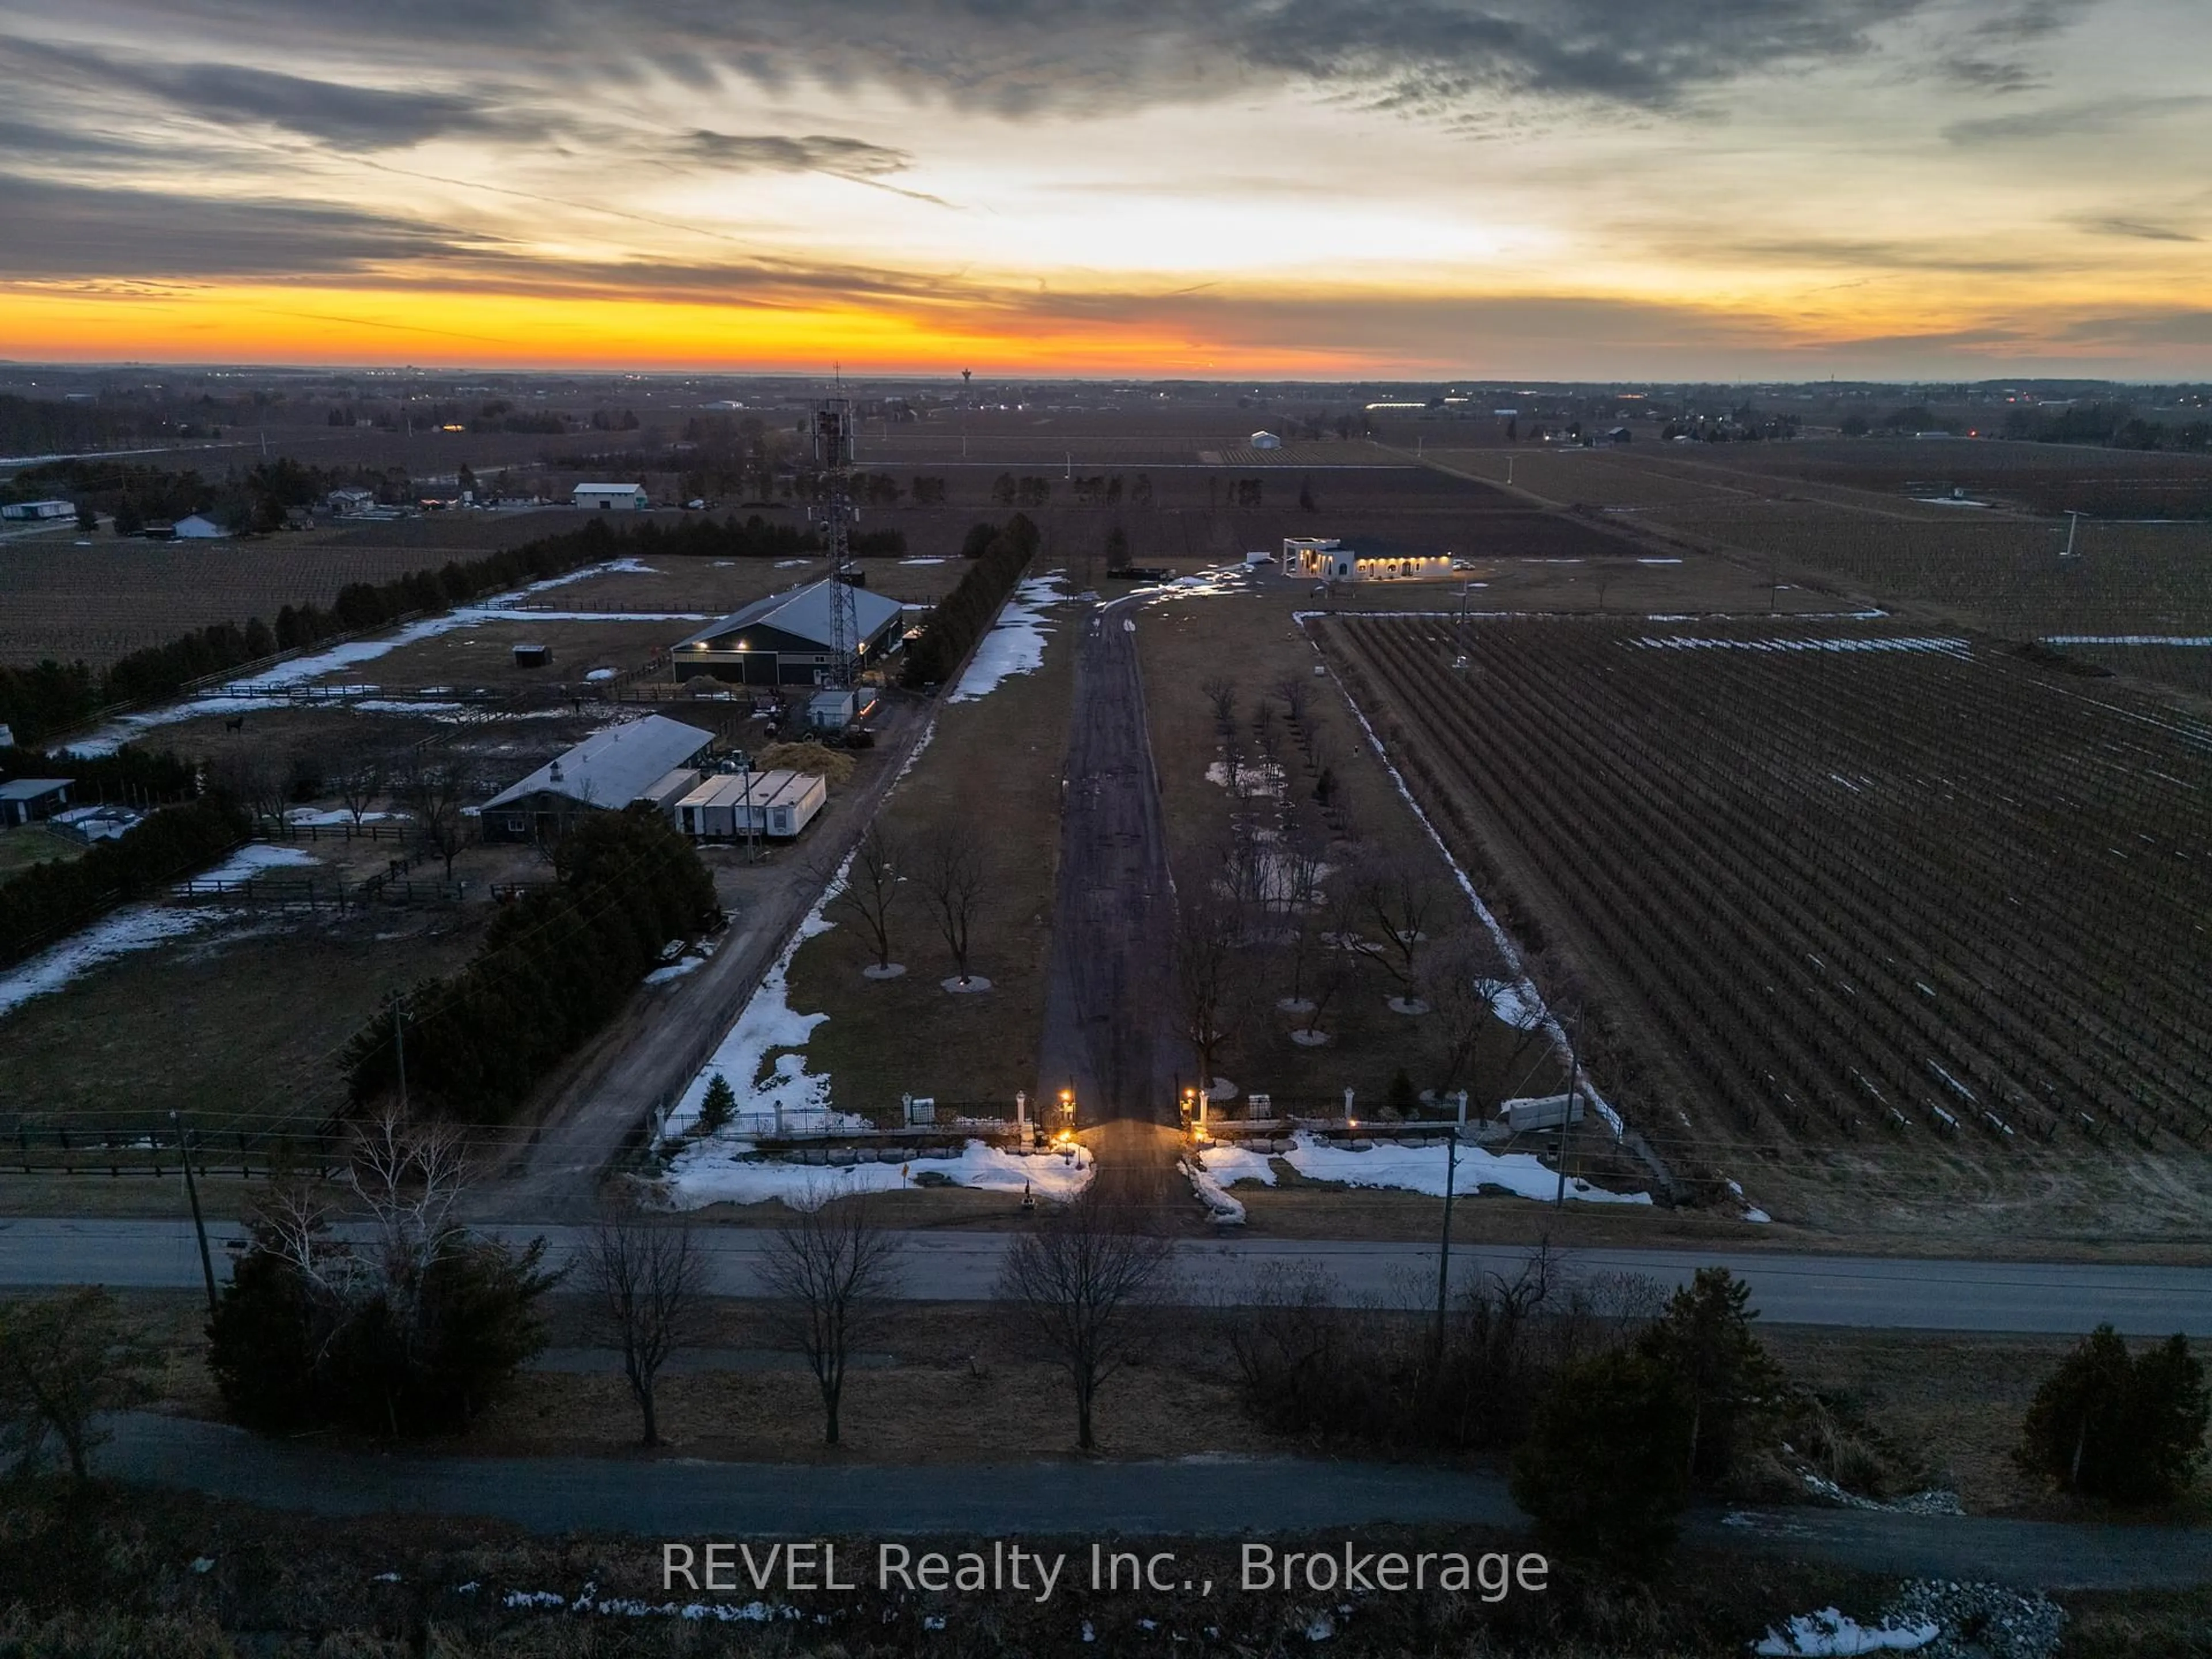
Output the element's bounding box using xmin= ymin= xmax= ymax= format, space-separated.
xmin=672 ymin=579 xmax=905 ymax=687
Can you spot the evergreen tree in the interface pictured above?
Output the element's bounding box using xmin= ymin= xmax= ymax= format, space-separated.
xmin=1638 ymin=1266 xmax=1785 ymax=1487
xmin=2019 ymin=1325 xmax=2209 ymax=1504
xmin=696 ymin=1072 xmax=738 ymax=1137
xmin=1512 ymin=1348 xmax=1692 ymax=1570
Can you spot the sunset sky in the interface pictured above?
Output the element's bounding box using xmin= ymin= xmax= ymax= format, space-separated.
xmin=2 ymin=0 xmax=2208 ymax=378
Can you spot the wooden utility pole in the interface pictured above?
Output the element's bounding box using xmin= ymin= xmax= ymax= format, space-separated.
xmin=171 ymin=1109 xmax=219 ymax=1316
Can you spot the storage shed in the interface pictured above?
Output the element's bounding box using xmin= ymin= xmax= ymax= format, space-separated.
xmin=512 ymin=642 xmax=553 ymax=668
xmin=0 ymin=777 xmax=72 ymax=825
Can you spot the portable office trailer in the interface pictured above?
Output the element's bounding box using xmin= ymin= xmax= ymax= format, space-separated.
xmin=676 ymin=774 xmax=748 ymax=839
xmin=676 ymin=768 xmax=827 ymax=840
xmin=751 ymin=769 xmax=826 ymax=839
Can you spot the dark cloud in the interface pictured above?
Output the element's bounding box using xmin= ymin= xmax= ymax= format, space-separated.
xmin=677 ymin=131 xmax=911 ymax=178
xmin=1646 ymin=233 xmax=2065 ymax=276
xmin=0 ymin=34 xmax=528 ymax=149
xmin=32 ymin=0 xmax=1926 ymax=118
xmin=2055 ymin=310 xmax=2212 ymax=346
xmin=0 ymin=173 xmax=483 ymax=278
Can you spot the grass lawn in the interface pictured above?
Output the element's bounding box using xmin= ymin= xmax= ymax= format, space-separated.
xmin=778 ymin=583 xmax=1077 ymax=1119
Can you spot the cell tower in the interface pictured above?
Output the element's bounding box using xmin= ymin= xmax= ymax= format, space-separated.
xmin=813 ymin=390 xmax=860 ymax=688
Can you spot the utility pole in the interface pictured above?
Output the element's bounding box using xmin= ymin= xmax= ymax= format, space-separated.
xmin=171 ymin=1109 xmax=218 ymax=1317
xmin=1433 ymin=1119 xmax=1459 ymax=1357
xmin=387 ymin=989 xmax=408 ymax=1115
xmin=1554 ymin=1036 xmax=1578 ymax=1209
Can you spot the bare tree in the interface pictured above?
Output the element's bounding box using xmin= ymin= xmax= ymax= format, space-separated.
xmin=1298 ymin=881 xmax=1368 ymax=1043
xmin=916 ymin=828 xmax=988 ymax=987
xmin=209 ymin=749 xmax=287 ymax=823
xmin=758 ymin=1193 xmax=903 ymax=1445
xmin=1271 ymin=671 xmax=1312 ymax=732
xmin=998 ymin=1196 xmax=1176 ymax=1451
xmin=1201 ymin=675 xmax=1238 ymax=737
xmin=829 ymin=822 xmax=907 ymax=974
xmin=582 ymin=1200 xmax=709 ymax=1447
xmin=1176 ymin=893 xmax=1240 ymax=1099
xmin=404 ymin=757 xmax=475 ymax=880
xmin=1361 ymin=853 xmax=1444 ymax=998
xmin=0 ymin=1287 xmax=156 ymax=1480
xmin=1422 ymin=931 xmax=1533 ymax=1100
xmin=336 ymin=753 xmax=389 ymax=827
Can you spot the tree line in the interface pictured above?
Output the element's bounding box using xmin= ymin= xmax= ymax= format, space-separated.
xmin=343 ymin=809 xmax=720 ymax=1124
xmin=900 ymin=514 xmax=1039 ymax=688
xmin=0 ymin=796 xmax=247 ymax=971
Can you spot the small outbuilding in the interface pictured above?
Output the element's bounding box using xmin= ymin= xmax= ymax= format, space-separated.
xmin=0 ymin=499 xmax=74 ymax=522
xmin=479 ymin=714 xmax=716 ymax=843
xmin=573 ymin=482 xmax=649 ymax=511
xmin=1249 ymin=431 xmax=1283 ymax=450
xmin=173 ymin=514 xmax=228 ymax=539
xmin=0 ymin=777 xmax=72 ymax=825
xmin=512 ymin=642 xmax=553 ymax=668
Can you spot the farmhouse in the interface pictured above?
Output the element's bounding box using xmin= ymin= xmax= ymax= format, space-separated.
xmin=573 ymin=482 xmax=649 ymax=511
xmin=478 ymin=714 xmax=715 ymax=843
xmin=0 ymin=499 xmax=73 ymax=521
xmin=173 ymin=514 xmax=227 ymax=539
xmin=673 ymin=579 xmax=904 ymax=687
xmin=0 ymin=777 xmax=71 ymax=825
xmin=1280 ymin=536 xmax=1453 ymax=581
xmin=326 ymin=487 xmax=377 ymax=515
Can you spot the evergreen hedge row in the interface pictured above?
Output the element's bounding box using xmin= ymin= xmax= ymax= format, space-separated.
xmin=900 ymin=514 xmax=1039 ymax=688
xmin=0 ymin=797 xmax=249 ymax=969
xmin=344 ymin=809 xmax=719 ymax=1123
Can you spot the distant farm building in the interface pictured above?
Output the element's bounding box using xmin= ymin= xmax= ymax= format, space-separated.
xmin=674 ymin=580 xmax=904 ymax=687
xmin=0 ymin=777 xmax=71 ymax=825
xmin=512 ymin=642 xmax=553 ymax=668
xmin=0 ymin=499 xmax=73 ymax=521
xmin=1249 ymin=431 xmax=1283 ymax=450
xmin=326 ymin=487 xmax=377 ymax=515
xmin=573 ymin=482 xmax=649 ymax=511
xmin=675 ymin=768 xmax=827 ymax=841
xmin=1280 ymin=536 xmax=1452 ymax=581
xmin=173 ymin=514 xmax=227 ymax=539
xmin=479 ymin=714 xmax=715 ymax=843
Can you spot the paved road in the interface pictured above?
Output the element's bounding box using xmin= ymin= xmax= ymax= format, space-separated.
xmin=475 ymin=694 xmax=937 ymax=1222
xmin=92 ymin=1413 xmax=2212 ymax=1588
xmin=1037 ymin=598 xmax=1184 ymax=1128
xmin=10 ymin=1219 xmax=2211 ymax=1333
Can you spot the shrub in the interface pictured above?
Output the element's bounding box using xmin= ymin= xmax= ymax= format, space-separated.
xmin=1638 ymin=1266 xmax=1786 ymax=1488
xmin=1511 ymin=1347 xmax=1694 ymax=1570
xmin=0 ymin=1287 xmax=156 ymax=1479
xmin=2018 ymin=1325 xmax=2208 ymax=1505
xmin=902 ymin=515 xmax=1039 ymax=688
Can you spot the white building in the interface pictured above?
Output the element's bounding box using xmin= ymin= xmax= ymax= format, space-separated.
xmin=1280 ymin=536 xmax=1453 ymax=582
xmin=0 ymin=499 xmax=74 ymax=521
xmin=574 ymin=482 xmax=649 ymax=511
xmin=1248 ymin=431 xmax=1283 ymax=450
xmin=479 ymin=714 xmax=715 ymax=842
xmin=327 ymin=487 xmax=378 ymax=516
xmin=675 ymin=768 xmax=827 ymax=840
xmin=173 ymin=514 xmax=228 ymax=539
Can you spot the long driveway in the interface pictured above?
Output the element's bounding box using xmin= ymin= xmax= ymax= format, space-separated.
xmin=10 ymin=1219 xmax=2211 ymax=1334
xmin=1036 ymin=599 xmax=1184 ymax=1126
xmin=90 ymin=1413 xmax=2212 ymax=1590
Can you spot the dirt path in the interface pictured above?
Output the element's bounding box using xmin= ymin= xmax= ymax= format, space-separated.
xmin=473 ymin=696 xmax=935 ymax=1222
xmin=1037 ymin=597 xmax=1185 ymax=1130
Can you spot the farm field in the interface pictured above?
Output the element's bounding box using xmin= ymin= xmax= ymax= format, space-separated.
xmin=1321 ymin=612 xmax=2212 ymax=1244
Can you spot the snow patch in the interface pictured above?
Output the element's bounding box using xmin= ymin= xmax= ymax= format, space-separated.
xmin=666 ymin=1138 xmax=1096 ymax=1210
xmin=1202 ymin=1132 xmax=1646 ymax=1205
xmin=948 ymin=573 xmax=1066 ymax=703
xmin=1754 ymin=1609 xmax=1937 ymax=1656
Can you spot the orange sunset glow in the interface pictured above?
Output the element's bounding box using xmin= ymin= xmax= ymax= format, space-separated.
xmin=2 ymin=1 xmax=2209 ymax=377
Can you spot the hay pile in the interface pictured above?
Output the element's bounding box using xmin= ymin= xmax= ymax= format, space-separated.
xmin=755 ymin=741 xmax=857 ymax=784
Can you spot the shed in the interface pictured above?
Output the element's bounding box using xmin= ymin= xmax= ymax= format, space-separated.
xmin=173 ymin=514 xmax=227 ymax=539
xmin=573 ymin=482 xmax=649 ymax=511
xmin=0 ymin=499 xmax=74 ymax=521
xmin=1249 ymin=431 xmax=1283 ymax=450
xmin=0 ymin=777 xmax=72 ymax=825
xmin=512 ymin=642 xmax=553 ymax=668
xmin=1500 ymin=1093 xmax=1585 ymax=1134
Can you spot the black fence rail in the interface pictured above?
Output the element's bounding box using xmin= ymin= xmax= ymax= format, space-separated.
xmin=168 ymin=873 xmax=464 ymax=908
xmin=252 ymin=818 xmax=410 ymax=844
xmin=1 ymin=1120 xmax=353 ymax=1181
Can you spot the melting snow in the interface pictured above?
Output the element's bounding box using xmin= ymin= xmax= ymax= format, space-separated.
xmin=1199 ymin=1132 xmax=1647 ymax=1205
xmin=948 ymin=573 xmax=1066 ymax=703
xmin=665 ymin=1138 xmax=1096 ymax=1210
xmin=1754 ymin=1609 xmax=1938 ymax=1656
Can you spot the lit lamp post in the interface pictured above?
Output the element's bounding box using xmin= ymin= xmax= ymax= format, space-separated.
xmin=1180 ymin=1085 xmax=1196 ymax=1139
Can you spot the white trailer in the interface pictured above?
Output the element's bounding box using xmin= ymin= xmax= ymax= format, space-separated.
xmin=677 ymin=768 xmax=827 ymax=840
xmin=633 ymin=764 xmax=704 ymax=820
